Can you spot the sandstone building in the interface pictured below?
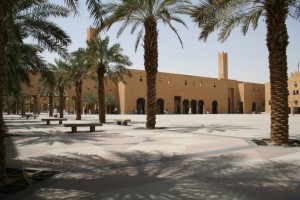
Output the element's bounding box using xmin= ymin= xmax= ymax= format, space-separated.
xmin=17 ymin=27 xmax=266 ymax=115
xmin=20 ymin=52 xmax=265 ymax=115
xmin=265 ymin=69 xmax=300 ymax=114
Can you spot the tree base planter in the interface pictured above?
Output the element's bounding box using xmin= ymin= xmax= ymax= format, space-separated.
xmin=252 ymin=139 xmax=300 ymax=147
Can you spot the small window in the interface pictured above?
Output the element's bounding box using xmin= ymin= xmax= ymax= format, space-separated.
xmin=213 ymin=82 xmax=216 ymax=88
xmin=297 ymin=90 xmax=299 ymax=95
xmin=293 ymin=90 xmax=296 ymax=95
xmin=185 ymin=80 xmax=187 ymax=85
xmin=295 ymin=81 xmax=297 ymax=87
xmin=295 ymin=101 xmax=298 ymax=105
xmin=139 ymin=76 xmax=143 ymax=82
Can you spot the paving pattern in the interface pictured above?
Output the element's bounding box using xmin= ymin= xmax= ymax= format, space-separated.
xmin=2 ymin=114 xmax=300 ymax=200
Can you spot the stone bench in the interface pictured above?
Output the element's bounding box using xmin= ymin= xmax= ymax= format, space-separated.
xmin=64 ymin=122 xmax=103 ymax=133
xmin=24 ymin=114 xmax=39 ymax=119
xmin=41 ymin=118 xmax=67 ymax=125
xmin=114 ymin=119 xmax=131 ymax=126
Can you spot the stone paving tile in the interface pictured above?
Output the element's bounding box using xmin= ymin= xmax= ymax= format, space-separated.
xmin=2 ymin=114 xmax=300 ymax=200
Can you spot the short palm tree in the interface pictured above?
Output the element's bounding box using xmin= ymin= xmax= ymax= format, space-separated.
xmin=0 ymin=0 xmax=71 ymax=183
xmin=190 ymin=0 xmax=300 ymax=145
xmin=67 ymin=48 xmax=91 ymax=120
xmin=84 ymin=93 xmax=98 ymax=114
xmin=100 ymin=0 xmax=190 ymax=129
xmin=86 ymin=36 xmax=132 ymax=123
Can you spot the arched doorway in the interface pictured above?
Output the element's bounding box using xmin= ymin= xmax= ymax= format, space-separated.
xmin=198 ymin=100 xmax=204 ymax=114
xmin=183 ymin=99 xmax=189 ymax=114
xmin=156 ymin=98 xmax=164 ymax=114
xmin=191 ymin=100 xmax=197 ymax=114
xmin=252 ymin=102 xmax=256 ymax=113
xmin=212 ymin=100 xmax=218 ymax=114
xmin=136 ymin=98 xmax=145 ymax=114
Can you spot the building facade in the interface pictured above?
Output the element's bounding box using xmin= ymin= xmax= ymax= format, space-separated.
xmin=19 ymin=52 xmax=265 ymax=115
xmin=265 ymin=71 xmax=300 ymax=114
xmin=16 ymin=27 xmax=265 ymax=115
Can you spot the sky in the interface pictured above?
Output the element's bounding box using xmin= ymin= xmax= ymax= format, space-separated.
xmin=42 ymin=1 xmax=300 ymax=84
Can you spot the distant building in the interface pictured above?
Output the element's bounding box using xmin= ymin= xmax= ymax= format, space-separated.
xmin=17 ymin=28 xmax=265 ymax=115
xmin=265 ymin=70 xmax=300 ymax=114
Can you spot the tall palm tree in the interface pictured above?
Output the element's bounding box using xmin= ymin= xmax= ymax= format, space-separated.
xmin=67 ymin=48 xmax=91 ymax=120
xmin=39 ymin=69 xmax=56 ymax=117
xmin=49 ymin=59 xmax=71 ymax=118
xmin=86 ymin=36 xmax=132 ymax=123
xmin=0 ymin=0 xmax=71 ymax=183
xmin=190 ymin=0 xmax=300 ymax=145
xmin=100 ymin=0 xmax=190 ymax=129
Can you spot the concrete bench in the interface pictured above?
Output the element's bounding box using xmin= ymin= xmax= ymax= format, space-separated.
xmin=41 ymin=118 xmax=67 ymax=125
xmin=64 ymin=122 xmax=103 ymax=133
xmin=24 ymin=114 xmax=39 ymax=119
xmin=114 ymin=119 xmax=131 ymax=126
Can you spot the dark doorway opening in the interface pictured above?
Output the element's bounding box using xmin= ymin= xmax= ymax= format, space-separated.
xmin=198 ymin=100 xmax=204 ymax=114
xmin=156 ymin=98 xmax=164 ymax=114
xmin=191 ymin=100 xmax=197 ymax=114
xmin=183 ymin=99 xmax=189 ymax=114
xmin=212 ymin=100 xmax=218 ymax=114
xmin=136 ymin=98 xmax=145 ymax=114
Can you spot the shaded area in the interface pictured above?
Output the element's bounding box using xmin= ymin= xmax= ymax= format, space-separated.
xmin=0 ymin=168 xmax=59 ymax=195
xmin=4 ymin=152 xmax=300 ymax=200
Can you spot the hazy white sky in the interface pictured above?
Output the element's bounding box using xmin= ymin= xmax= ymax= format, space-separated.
xmin=43 ymin=1 xmax=300 ymax=84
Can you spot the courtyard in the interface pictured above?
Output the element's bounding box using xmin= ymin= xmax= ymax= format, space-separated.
xmin=2 ymin=114 xmax=300 ymax=200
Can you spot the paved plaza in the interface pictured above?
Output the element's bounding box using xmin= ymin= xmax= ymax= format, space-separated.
xmin=2 ymin=114 xmax=300 ymax=200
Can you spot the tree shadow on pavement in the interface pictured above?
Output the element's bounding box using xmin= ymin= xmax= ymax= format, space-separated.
xmin=3 ymin=151 xmax=300 ymax=200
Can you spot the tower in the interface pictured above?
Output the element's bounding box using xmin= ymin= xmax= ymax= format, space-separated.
xmin=87 ymin=26 xmax=98 ymax=41
xmin=218 ymin=52 xmax=228 ymax=80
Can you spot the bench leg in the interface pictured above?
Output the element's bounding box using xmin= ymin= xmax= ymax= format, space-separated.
xmin=122 ymin=121 xmax=128 ymax=126
xmin=117 ymin=121 xmax=121 ymax=125
xmin=34 ymin=116 xmax=36 ymax=119
xmin=26 ymin=116 xmax=29 ymax=119
xmin=46 ymin=121 xmax=50 ymax=125
xmin=71 ymin=127 xmax=77 ymax=133
xmin=59 ymin=120 xmax=62 ymax=124
xmin=90 ymin=126 xmax=95 ymax=132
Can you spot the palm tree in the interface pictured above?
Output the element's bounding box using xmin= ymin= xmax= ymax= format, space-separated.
xmin=100 ymin=0 xmax=190 ymax=129
xmin=86 ymin=36 xmax=131 ymax=123
xmin=49 ymin=59 xmax=71 ymax=118
xmin=67 ymin=48 xmax=91 ymax=120
xmin=190 ymin=0 xmax=300 ymax=145
xmin=0 ymin=0 xmax=71 ymax=183
xmin=84 ymin=93 xmax=98 ymax=114
xmin=105 ymin=93 xmax=118 ymax=114
xmin=39 ymin=69 xmax=56 ymax=117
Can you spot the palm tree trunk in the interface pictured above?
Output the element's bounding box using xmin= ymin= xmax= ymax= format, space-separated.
xmin=0 ymin=0 xmax=6 ymax=184
xmin=59 ymin=85 xmax=64 ymax=118
xmin=265 ymin=2 xmax=289 ymax=144
xmin=144 ymin=19 xmax=158 ymax=129
xmin=98 ymin=67 xmax=106 ymax=123
xmin=75 ymin=80 xmax=82 ymax=120
xmin=49 ymin=95 xmax=53 ymax=117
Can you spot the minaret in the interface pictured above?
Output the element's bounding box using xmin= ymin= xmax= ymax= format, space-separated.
xmin=218 ymin=52 xmax=228 ymax=80
xmin=87 ymin=26 xmax=98 ymax=41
